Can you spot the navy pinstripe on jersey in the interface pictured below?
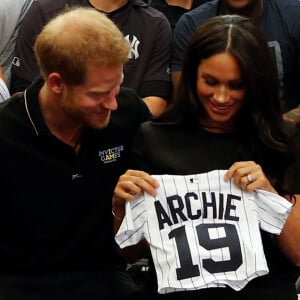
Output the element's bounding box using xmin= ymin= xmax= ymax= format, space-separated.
xmin=115 ymin=170 xmax=292 ymax=294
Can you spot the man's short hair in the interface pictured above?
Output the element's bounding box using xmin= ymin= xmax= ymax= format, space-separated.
xmin=34 ymin=7 xmax=130 ymax=85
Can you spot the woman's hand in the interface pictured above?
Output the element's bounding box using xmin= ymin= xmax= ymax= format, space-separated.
xmin=112 ymin=169 xmax=159 ymax=221
xmin=224 ymin=161 xmax=277 ymax=194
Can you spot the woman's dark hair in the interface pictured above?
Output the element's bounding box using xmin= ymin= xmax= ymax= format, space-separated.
xmin=155 ymin=15 xmax=296 ymax=197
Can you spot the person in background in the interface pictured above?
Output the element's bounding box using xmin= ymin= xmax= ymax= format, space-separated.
xmin=0 ymin=0 xmax=33 ymax=87
xmin=0 ymin=6 xmax=152 ymax=300
xmin=150 ymin=0 xmax=211 ymax=32
xmin=10 ymin=0 xmax=172 ymax=116
xmin=0 ymin=66 xmax=10 ymax=102
xmin=113 ymin=15 xmax=300 ymax=300
xmin=171 ymin=0 xmax=300 ymax=123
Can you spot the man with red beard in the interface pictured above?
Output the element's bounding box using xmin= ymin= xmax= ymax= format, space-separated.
xmin=0 ymin=7 xmax=151 ymax=300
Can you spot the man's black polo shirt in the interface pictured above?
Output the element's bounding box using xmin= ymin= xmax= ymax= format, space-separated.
xmin=0 ymin=78 xmax=150 ymax=299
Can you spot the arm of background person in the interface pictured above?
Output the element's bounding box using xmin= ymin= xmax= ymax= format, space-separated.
xmin=170 ymin=12 xmax=196 ymax=101
xmin=171 ymin=70 xmax=181 ymax=100
xmin=276 ymin=125 xmax=300 ymax=265
xmin=143 ymin=96 xmax=167 ymax=117
xmin=10 ymin=1 xmax=47 ymax=94
xmin=282 ymin=16 xmax=300 ymax=125
xmin=276 ymin=195 xmax=300 ymax=266
xmin=283 ymin=106 xmax=300 ymax=124
xmin=283 ymin=53 xmax=300 ymax=123
xmin=138 ymin=12 xmax=172 ymax=116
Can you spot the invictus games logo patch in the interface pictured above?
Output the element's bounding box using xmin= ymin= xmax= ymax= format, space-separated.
xmin=99 ymin=145 xmax=124 ymax=164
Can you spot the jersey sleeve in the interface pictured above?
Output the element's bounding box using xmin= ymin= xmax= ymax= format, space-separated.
xmin=115 ymin=195 xmax=146 ymax=249
xmin=255 ymin=189 xmax=293 ymax=234
xmin=0 ymin=78 xmax=10 ymax=102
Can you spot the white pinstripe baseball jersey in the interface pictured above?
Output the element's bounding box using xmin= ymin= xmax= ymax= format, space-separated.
xmin=115 ymin=170 xmax=292 ymax=294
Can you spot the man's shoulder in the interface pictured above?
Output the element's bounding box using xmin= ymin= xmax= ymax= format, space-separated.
xmin=117 ymin=87 xmax=140 ymax=100
xmin=112 ymin=0 xmax=170 ymax=32
xmin=0 ymin=93 xmax=26 ymax=128
xmin=183 ymin=0 xmax=219 ymax=20
xmin=132 ymin=0 xmax=170 ymax=21
xmin=116 ymin=87 xmax=150 ymax=113
xmin=262 ymin=0 xmax=300 ymax=29
xmin=176 ymin=0 xmax=218 ymax=30
xmin=34 ymin=0 xmax=83 ymax=14
xmin=110 ymin=88 xmax=151 ymax=128
xmin=266 ymin=0 xmax=300 ymax=15
xmin=270 ymin=0 xmax=300 ymax=7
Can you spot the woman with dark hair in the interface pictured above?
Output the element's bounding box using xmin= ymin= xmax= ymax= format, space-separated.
xmin=113 ymin=15 xmax=300 ymax=299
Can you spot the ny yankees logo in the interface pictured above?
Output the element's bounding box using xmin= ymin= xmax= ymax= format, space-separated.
xmin=125 ymin=35 xmax=140 ymax=60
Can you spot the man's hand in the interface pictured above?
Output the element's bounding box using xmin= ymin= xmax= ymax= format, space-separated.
xmin=113 ymin=170 xmax=159 ymax=221
xmin=283 ymin=106 xmax=300 ymax=124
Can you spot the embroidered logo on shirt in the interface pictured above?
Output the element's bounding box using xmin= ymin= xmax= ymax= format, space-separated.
xmin=72 ymin=174 xmax=83 ymax=180
xmin=125 ymin=35 xmax=140 ymax=60
xmin=99 ymin=145 xmax=124 ymax=164
xmin=12 ymin=57 xmax=21 ymax=67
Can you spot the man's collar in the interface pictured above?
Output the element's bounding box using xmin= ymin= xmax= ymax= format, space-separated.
xmin=24 ymin=76 xmax=50 ymax=136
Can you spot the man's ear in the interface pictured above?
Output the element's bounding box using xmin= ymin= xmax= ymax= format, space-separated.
xmin=48 ymin=73 xmax=64 ymax=94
